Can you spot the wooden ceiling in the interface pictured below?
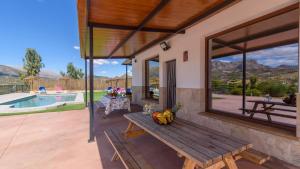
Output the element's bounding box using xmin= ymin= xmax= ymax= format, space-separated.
xmin=211 ymin=5 xmax=299 ymax=58
xmin=77 ymin=0 xmax=239 ymax=59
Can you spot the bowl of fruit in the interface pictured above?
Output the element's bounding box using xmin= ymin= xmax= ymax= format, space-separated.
xmin=151 ymin=109 xmax=174 ymax=125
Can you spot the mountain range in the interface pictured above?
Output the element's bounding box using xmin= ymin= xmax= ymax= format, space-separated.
xmin=0 ymin=65 xmax=60 ymax=79
xmin=211 ymin=60 xmax=298 ymax=81
xmin=0 ymin=65 xmax=130 ymax=81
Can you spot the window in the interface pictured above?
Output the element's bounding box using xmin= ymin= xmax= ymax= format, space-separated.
xmin=207 ymin=5 xmax=299 ymax=127
xmin=145 ymin=56 xmax=159 ymax=100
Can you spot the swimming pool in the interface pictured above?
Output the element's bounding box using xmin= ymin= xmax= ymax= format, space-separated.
xmin=2 ymin=94 xmax=77 ymax=108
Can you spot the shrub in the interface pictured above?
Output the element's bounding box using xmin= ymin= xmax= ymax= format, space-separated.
xmin=287 ymin=84 xmax=297 ymax=95
xmin=230 ymin=87 xmax=242 ymax=95
xmin=246 ymin=89 xmax=261 ymax=96
xmin=257 ymin=81 xmax=287 ymax=97
xmin=212 ymin=80 xmax=230 ymax=94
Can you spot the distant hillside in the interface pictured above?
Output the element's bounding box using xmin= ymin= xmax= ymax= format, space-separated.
xmin=212 ymin=60 xmax=298 ymax=82
xmin=0 ymin=65 xmax=20 ymax=77
xmin=0 ymin=65 xmax=60 ymax=80
xmin=0 ymin=65 xmax=132 ymax=83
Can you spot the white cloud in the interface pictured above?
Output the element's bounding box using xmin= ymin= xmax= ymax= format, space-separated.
xmin=111 ymin=61 xmax=119 ymax=65
xmin=217 ymin=44 xmax=299 ymax=67
xmin=218 ymin=59 xmax=231 ymax=63
xmin=100 ymin=71 xmax=107 ymax=74
xmin=127 ymin=70 xmax=132 ymax=76
xmin=73 ymin=46 xmax=80 ymax=50
xmin=94 ymin=59 xmax=110 ymax=65
xmin=248 ymin=44 xmax=298 ymax=67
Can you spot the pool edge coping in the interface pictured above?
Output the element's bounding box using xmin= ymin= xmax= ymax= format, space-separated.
xmin=0 ymin=92 xmax=84 ymax=113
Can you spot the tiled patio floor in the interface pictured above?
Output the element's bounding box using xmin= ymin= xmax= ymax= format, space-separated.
xmin=0 ymin=106 xmax=298 ymax=169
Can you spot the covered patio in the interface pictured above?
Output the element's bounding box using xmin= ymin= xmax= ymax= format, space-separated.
xmin=77 ymin=0 xmax=300 ymax=169
xmin=78 ymin=0 xmax=240 ymax=143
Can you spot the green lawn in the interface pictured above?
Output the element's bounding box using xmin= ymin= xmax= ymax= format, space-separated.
xmin=84 ymin=90 xmax=106 ymax=103
xmin=0 ymin=91 xmax=107 ymax=116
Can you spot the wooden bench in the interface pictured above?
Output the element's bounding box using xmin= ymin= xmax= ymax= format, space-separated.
xmin=235 ymin=149 xmax=270 ymax=165
xmin=240 ymin=108 xmax=296 ymax=121
xmin=104 ymin=128 xmax=153 ymax=169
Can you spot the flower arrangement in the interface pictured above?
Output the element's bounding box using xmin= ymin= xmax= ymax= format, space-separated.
xmin=171 ymin=102 xmax=182 ymax=116
xmin=143 ymin=104 xmax=154 ymax=115
xmin=107 ymin=87 xmax=126 ymax=97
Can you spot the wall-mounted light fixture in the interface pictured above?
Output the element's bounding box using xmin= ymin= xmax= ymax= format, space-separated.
xmin=160 ymin=41 xmax=170 ymax=51
xmin=183 ymin=50 xmax=188 ymax=62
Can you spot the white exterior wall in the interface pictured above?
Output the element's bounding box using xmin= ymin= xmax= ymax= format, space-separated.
xmin=132 ymin=0 xmax=298 ymax=89
xmin=132 ymin=0 xmax=300 ymax=166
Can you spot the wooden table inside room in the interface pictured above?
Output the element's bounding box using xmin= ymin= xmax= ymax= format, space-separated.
xmin=123 ymin=113 xmax=253 ymax=169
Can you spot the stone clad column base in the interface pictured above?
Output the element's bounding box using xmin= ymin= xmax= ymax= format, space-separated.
xmin=132 ymin=86 xmax=205 ymax=115
xmin=176 ymin=88 xmax=205 ymax=120
xmin=296 ymin=93 xmax=300 ymax=137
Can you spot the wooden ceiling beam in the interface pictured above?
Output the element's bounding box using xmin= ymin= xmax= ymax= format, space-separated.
xmin=130 ymin=34 xmax=172 ymax=58
xmin=88 ymin=22 xmax=185 ymax=34
xmin=212 ymin=38 xmax=244 ymax=51
xmin=129 ymin=0 xmax=238 ymax=58
xmin=175 ymin=0 xmax=237 ymax=33
xmin=212 ymin=38 xmax=298 ymax=59
xmin=108 ymin=0 xmax=171 ymax=58
xmin=213 ymin=22 xmax=299 ymax=50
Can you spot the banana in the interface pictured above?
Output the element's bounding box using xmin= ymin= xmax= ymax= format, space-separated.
xmin=163 ymin=110 xmax=174 ymax=123
xmin=157 ymin=113 xmax=168 ymax=125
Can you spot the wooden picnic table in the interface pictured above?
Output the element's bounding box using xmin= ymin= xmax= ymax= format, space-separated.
xmin=244 ymin=100 xmax=296 ymax=122
xmin=123 ymin=113 xmax=253 ymax=169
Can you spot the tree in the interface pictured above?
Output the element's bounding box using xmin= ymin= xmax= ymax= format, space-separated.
xmin=248 ymin=76 xmax=257 ymax=96
xmin=23 ymin=48 xmax=44 ymax=76
xmin=66 ymin=63 xmax=84 ymax=79
xmin=59 ymin=71 xmax=66 ymax=77
xmin=18 ymin=72 xmax=26 ymax=80
xmin=249 ymin=76 xmax=257 ymax=89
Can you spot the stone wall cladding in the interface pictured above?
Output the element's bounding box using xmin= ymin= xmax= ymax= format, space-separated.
xmin=190 ymin=113 xmax=300 ymax=167
xmin=175 ymin=88 xmax=205 ymax=119
xmin=131 ymin=86 xmax=143 ymax=105
xmin=132 ymin=87 xmax=204 ymax=112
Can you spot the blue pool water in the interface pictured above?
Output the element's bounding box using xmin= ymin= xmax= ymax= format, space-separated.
xmin=5 ymin=94 xmax=77 ymax=108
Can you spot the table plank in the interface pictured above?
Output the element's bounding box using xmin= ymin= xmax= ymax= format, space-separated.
xmin=170 ymin=121 xmax=240 ymax=156
xmin=125 ymin=113 xmax=213 ymax=168
xmin=174 ymin=119 xmax=252 ymax=150
xmin=133 ymin=114 xmax=223 ymax=163
xmin=124 ymin=113 xmax=252 ymax=168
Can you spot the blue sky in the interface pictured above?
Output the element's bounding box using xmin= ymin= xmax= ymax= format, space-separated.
xmin=215 ymin=43 xmax=299 ymax=67
xmin=0 ymin=0 xmax=130 ymax=77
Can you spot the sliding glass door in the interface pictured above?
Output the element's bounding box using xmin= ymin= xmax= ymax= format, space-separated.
xmin=207 ymin=6 xmax=299 ymax=126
